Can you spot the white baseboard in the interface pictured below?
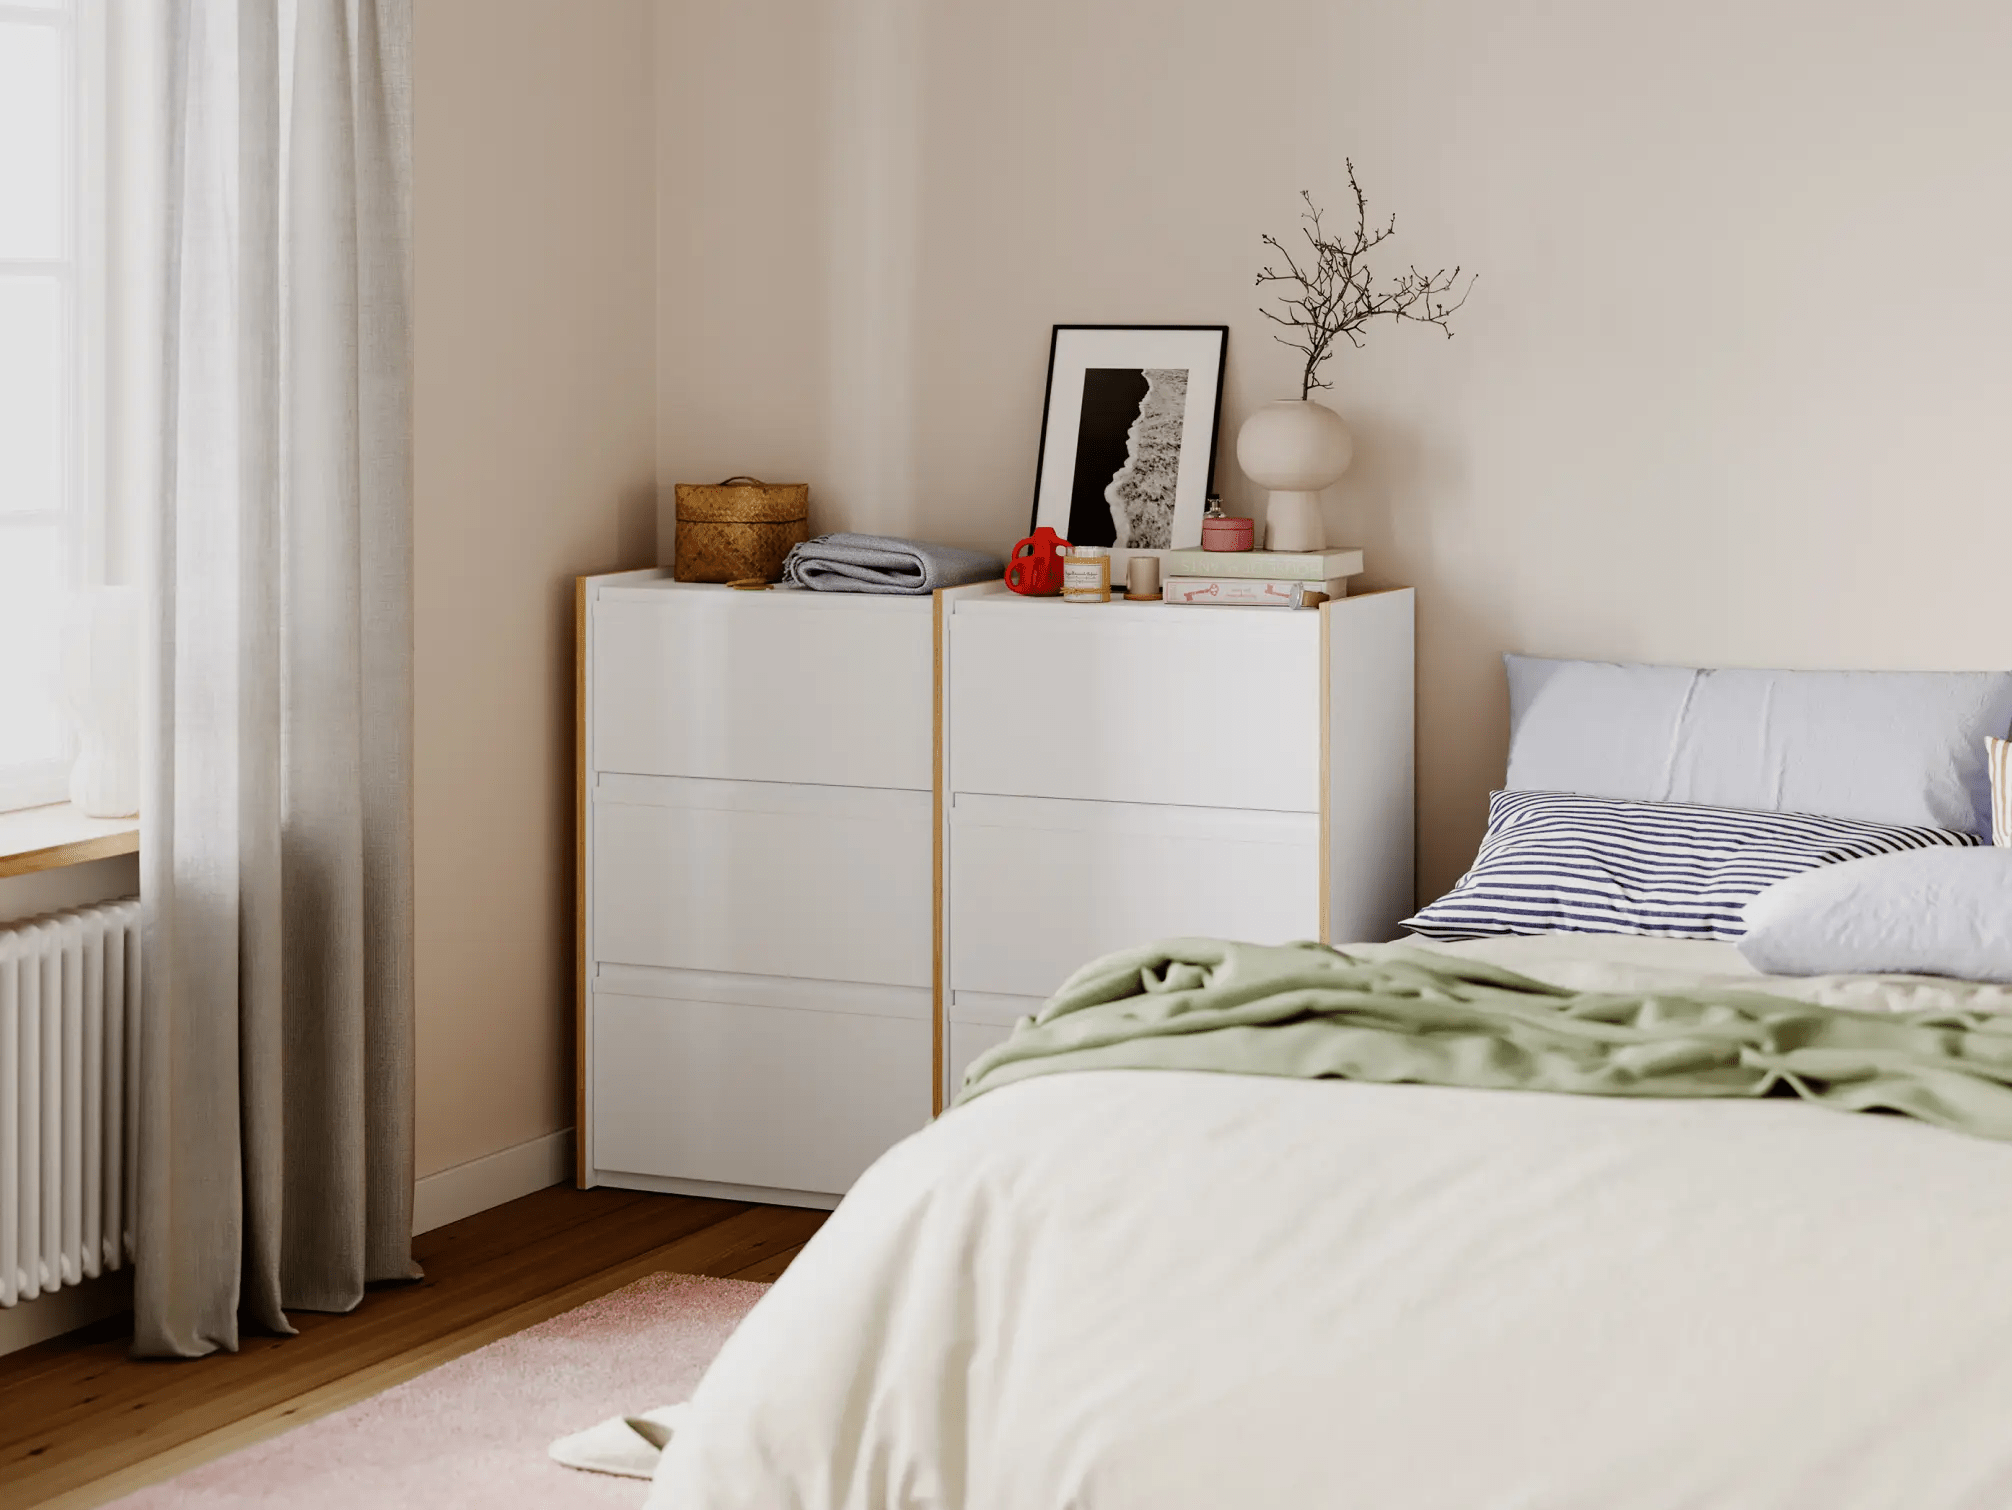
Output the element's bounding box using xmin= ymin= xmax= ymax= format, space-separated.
xmin=413 ymin=1128 xmax=574 ymax=1236
xmin=0 ymin=1268 xmax=134 ymax=1358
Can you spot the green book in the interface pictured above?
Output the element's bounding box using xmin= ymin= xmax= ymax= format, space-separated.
xmin=1158 ymin=547 xmax=1364 ymax=582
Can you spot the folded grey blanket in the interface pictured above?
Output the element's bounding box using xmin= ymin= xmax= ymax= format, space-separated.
xmin=780 ymin=533 xmax=1002 ymax=595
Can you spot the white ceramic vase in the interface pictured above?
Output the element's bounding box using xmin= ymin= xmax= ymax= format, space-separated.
xmin=1234 ymin=399 xmax=1354 ymax=552
xmin=57 ymin=586 xmax=141 ymax=818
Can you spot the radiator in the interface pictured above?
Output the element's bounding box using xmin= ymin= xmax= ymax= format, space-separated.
xmin=0 ymin=898 xmax=141 ymax=1307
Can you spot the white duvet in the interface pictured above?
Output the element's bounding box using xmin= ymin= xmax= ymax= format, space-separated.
xmin=647 ymin=940 xmax=2012 ymax=1509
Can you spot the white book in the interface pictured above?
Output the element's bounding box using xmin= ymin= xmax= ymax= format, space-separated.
xmin=1158 ymin=547 xmax=1364 ymax=582
xmin=1162 ymin=576 xmax=1351 ymax=607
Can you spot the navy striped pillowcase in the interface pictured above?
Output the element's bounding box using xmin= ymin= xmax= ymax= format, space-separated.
xmin=1403 ymin=790 xmax=1979 ymax=943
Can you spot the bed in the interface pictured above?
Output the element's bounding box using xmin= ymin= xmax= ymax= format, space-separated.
xmin=638 ymin=660 xmax=2012 ymax=1509
xmin=644 ymin=936 xmax=2012 ymax=1509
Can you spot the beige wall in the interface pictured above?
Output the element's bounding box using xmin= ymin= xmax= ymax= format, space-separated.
xmin=412 ymin=0 xmax=657 ymax=1177
xmin=410 ymin=0 xmax=2012 ymax=1178
xmin=658 ymin=0 xmax=2012 ymax=900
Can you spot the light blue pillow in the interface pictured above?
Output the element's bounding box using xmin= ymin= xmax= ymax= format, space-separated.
xmin=1738 ymin=848 xmax=2012 ymax=983
xmin=1505 ymin=657 xmax=2012 ymax=838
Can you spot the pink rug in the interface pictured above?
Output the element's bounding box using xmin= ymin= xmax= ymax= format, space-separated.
xmin=108 ymin=1273 xmax=769 ymax=1509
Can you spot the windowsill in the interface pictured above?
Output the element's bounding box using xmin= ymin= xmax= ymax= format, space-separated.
xmin=0 ymin=803 xmax=140 ymax=879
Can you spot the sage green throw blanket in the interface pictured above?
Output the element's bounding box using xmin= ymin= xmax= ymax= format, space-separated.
xmin=957 ymin=939 xmax=2012 ymax=1140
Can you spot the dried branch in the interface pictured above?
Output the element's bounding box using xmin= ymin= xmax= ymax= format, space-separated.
xmin=1256 ymin=161 xmax=1476 ymax=400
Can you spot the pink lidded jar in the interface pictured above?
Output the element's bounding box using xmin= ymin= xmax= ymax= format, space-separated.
xmin=1201 ymin=513 xmax=1254 ymax=551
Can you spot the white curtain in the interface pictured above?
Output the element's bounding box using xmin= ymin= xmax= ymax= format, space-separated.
xmin=134 ymin=0 xmax=417 ymax=1358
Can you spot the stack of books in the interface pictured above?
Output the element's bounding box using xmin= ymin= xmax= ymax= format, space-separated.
xmin=1158 ymin=547 xmax=1363 ymax=608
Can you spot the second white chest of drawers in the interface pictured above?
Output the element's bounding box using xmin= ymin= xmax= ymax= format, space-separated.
xmin=936 ymin=583 xmax=1414 ymax=1092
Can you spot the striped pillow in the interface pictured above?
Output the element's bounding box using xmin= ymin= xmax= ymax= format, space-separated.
xmin=1993 ymin=737 xmax=2012 ymax=847
xmin=1404 ymin=790 xmax=1979 ymax=943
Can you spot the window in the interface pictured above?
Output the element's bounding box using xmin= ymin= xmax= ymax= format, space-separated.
xmin=0 ymin=0 xmax=99 ymax=813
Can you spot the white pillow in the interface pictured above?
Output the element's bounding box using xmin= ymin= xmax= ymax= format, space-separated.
xmin=1738 ymin=848 xmax=2012 ymax=983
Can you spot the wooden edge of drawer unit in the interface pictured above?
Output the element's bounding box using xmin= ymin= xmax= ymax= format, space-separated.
xmin=1320 ymin=596 xmax=1331 ymax=944
xmin=933 ymin=587 xmax=946 ymax=1118
xmin=577 ymin=574 xmax=590 ymax=1185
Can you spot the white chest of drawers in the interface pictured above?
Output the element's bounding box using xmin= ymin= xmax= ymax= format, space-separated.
xmin=935 ymin=582 xmax=1414 ymax=1090
xmin=577 ymin=572 xmax=1413 ymax=1207
xmin=578 ymin=576 xmax=936 ymax=1208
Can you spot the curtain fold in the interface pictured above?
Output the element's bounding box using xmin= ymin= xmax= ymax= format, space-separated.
xmin=135 ymin=0 xmax=417 ymax=1360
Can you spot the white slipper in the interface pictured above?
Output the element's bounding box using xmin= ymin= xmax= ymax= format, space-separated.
xmin=549 ymin=1402 xmax=693 ymax=1479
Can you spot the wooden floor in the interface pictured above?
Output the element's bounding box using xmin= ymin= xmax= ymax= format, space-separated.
xmin=0 ymin=1185 xmax=828 ymax=1510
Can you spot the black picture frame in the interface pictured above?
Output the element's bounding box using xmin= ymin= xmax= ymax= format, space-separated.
xmin=1028 ymin=324 xmax=1228 ymax=573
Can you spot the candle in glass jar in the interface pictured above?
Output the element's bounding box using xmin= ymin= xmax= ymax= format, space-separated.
xmin=1060 ymin=546 xmax=1111 ymax=603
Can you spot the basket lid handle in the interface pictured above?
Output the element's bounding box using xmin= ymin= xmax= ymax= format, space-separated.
xmin=718 ymin=475 xmax=767 ymax=487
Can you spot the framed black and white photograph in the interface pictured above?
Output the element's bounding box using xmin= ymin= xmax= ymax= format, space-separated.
xmin=1030 ymin=325 xmax=1228 ymax=571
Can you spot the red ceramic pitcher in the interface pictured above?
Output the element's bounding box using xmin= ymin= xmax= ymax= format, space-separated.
xmin=1004 ymin=527 xmax=1069 ymax=595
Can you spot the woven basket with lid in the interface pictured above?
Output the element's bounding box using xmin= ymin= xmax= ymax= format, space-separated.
xmin=671 ymin=477 xmax=810 ymax=584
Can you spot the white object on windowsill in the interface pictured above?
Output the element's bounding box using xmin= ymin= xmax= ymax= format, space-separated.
xmin=1235 ymin=399 xmax=1355 ymax=552
xmin=57 ymin=587 xmax=141 ymax=819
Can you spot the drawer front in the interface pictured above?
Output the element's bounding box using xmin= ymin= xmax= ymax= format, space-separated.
xmin=947 ymin=1019 xmax=1015 ymax=1098
xmin=593 ymin=991 xmax=930 ymax=1196
xmin=947 ymin=606 xmax=1320 ymax=810
xmin=944 ymin=989 xmax=1038 ymax=1099
xmin=948 ymin=794 xmax=1320 ymax=1000
xmin=593 ymin=593 xmax=933 ymax=789
xmin=595 ymin=775 xmax=931 ymax=987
